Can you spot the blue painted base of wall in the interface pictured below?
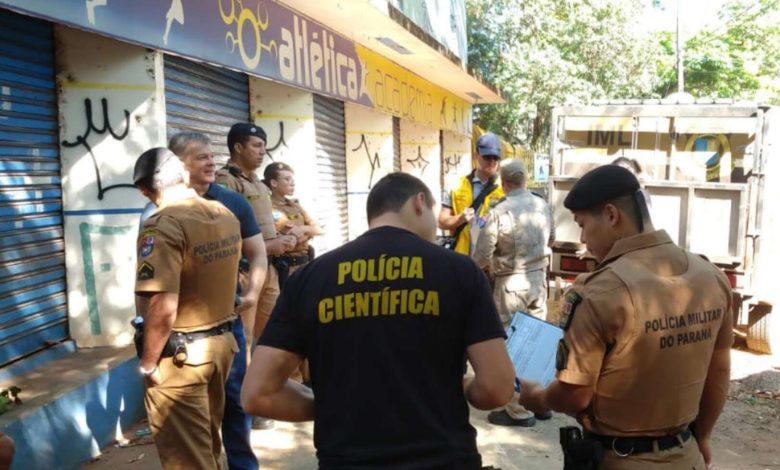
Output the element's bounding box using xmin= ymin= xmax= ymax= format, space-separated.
xmin=0 ymin=350 xmax=145 ymax=470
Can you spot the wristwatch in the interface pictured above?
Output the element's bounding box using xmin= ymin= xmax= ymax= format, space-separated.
xmin=139 ymin=365 xmax=158 ymax=377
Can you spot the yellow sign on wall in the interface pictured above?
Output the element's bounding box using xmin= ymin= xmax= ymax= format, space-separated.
xmin=356 ymin=44 xmax=471 ymax=135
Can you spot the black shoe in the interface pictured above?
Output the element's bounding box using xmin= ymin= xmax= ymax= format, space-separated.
xmin=487 ymin=410 xmax=536 ymax=427
xmin=534 ymin=411 xmax=553 ymax=420
xmin=251 ymin=417 xmax=275 ymax=430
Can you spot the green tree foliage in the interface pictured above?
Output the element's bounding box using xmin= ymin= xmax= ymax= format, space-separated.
xmin=467 ymin=0 xmax=664 ymax=150
xmin=656 ymin=0 xmax=780 ymax=102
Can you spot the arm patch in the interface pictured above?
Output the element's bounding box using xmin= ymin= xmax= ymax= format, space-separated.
xmin=559 ymin=290 xmax=582 ymax=331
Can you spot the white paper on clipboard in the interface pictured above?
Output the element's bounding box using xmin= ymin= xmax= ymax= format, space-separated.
xmin=505 ymin=311 xmax=563 ymax=387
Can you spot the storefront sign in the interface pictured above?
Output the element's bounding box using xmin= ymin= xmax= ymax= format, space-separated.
xmin=0 ymin=0 xmax=470 ymax=133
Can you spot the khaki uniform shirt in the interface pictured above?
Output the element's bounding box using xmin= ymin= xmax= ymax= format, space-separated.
xmin=215 ymin=161 xmax=278 ymax=240
xmin=556 ymin=230 xmax=733 ymax=437
xmin=135 ymin=197 xmax=242 ymax=331
xmin=272 ymin=197 xmax=314 ymax=257
xmin=472 ymin=189 xmax=554 ymax=276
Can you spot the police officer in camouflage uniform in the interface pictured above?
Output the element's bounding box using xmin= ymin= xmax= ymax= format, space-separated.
xmin=473 ymin=158 xmax=555 ymax=428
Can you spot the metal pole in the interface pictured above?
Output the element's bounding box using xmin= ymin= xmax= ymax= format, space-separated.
xmin=676 ymin=0 xmax=684 ymax=93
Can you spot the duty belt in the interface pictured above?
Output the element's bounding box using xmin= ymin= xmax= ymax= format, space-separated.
xmin=271 ymin=254 xmax=310 ymax=266
xmin=585 ymin=429 xmax=693 ymax=456
xmin=172 ymin=319 xmax=234 ymax=343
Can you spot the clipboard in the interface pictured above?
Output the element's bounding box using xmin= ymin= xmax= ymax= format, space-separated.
xmin=505 ymin=311 xmax=563 ymax=386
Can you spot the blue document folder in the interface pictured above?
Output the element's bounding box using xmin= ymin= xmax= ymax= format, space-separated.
xmin=505 ymin=312 xmax=564 ymax=386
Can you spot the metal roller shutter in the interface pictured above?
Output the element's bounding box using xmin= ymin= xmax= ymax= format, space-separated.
xmin=164 ymin=55 xmax=250 ymax=164
xmin=0 ymin=11 xmax=68 ymax=367
xmin=439 ymin=129 xmax=445 ymax=190
xmin=313 ymin=95 xmax=348 ymax=250
xmin=393 ymin=116 xmax=401 ymax=171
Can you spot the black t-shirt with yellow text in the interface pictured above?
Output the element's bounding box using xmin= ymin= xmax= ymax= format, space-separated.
xmin=260 ymin=226 xmax=505 ymax=469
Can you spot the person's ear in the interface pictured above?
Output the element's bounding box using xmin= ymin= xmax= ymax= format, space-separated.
xmin=604 ymin=203 xmax=620 ymax=226
xmin=411 ymin=192 xmax=426 ymax=216
xmin=139 ymin=186 xmax=156 ymax=201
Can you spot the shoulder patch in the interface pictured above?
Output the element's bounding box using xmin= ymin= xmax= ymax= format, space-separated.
xmin=140 ymin=234 xmax=156 ymax=257
xmin=559 ymin=290 xmax=582 ymax=330
xmin=137 ymin=262 xmax=155 ymax=281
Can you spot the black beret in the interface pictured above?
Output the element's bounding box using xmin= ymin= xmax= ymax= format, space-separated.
xmin=227 ymin=123 xmax=267 ymax=151
xmin=563 ymin=165 xmax=640 ymax=211
xmin=133 ymin=147 xmax=170 ymax=186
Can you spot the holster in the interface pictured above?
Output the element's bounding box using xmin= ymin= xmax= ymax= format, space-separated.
xmin=560 ymin=426 xmax=604 ymax=470
xmin=271 ymin=256 xmax=291 ymax=289
xmin=131 ymin=318 xmax=188 ymax=365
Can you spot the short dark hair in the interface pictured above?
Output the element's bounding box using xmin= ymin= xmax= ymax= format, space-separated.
xmin=366 ymin=172 xmax=433 ymax=222
xmin=587 ymin=193 xmax=643 ymax=231
xmin=168 ymin=132 xmax=210 ymax=158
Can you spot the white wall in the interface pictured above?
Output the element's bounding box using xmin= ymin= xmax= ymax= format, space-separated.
xmin=441 ymin=130 xmax=473 ymax=199
xmin=399 ymin=120 xmax=441 ymax=205
xmin=56 ymin=27 xmax=166 ymax=347
xmin=344 ymin=104 xmax=394 ymax=240
xmin=249 ymin=78 xmax=329 ymax=251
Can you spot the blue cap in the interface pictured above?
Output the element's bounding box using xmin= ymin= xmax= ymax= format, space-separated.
xmin=476 ymin=132 xmax=501 ymax=158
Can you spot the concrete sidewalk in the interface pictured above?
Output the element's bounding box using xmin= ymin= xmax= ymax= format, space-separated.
xmin=83 ymin=409 xmax=575 ymax=469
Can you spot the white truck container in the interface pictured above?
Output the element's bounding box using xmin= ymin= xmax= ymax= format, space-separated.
xmin=548 ymin=101 xmax=779 ymax=354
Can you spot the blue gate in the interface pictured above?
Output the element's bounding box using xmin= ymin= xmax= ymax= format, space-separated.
xmin=0 ymin=10 xmax=68 ymax=367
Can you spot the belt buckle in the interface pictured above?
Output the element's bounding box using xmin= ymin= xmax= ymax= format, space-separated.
xmin=612 ymin=437 xmax=634 ymax=457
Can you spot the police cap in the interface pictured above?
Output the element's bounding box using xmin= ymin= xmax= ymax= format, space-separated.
xmin=133 ymin=147 xmax=170 ymax=186
xmin=263 ymin=161 xmax=293 ymax=182
xmin=563 ymin=164 xmax=640 ymax=211
xmin=227 ymin=123 xmax=267 ymax=152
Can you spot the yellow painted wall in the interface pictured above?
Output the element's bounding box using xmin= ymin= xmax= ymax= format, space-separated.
xmin=344 ymin=103 xmax=394 ymax=240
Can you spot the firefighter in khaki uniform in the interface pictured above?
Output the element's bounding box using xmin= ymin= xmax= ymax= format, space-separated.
xmin=473 ymin=158 xmax=555 ymax=428
xmin=133 ymin=148 xmax=242 ymax=470
xmin=264 ymin=162 xmax=322 ymax=285
xmin=518 ymin=165 xmax=733 ymax=470
xmin=216 ymin=123 xmax=296 ymax=429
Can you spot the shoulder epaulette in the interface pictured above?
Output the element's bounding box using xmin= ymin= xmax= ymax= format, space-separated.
xmin=489 ymin=197 xmax=506 ymax=208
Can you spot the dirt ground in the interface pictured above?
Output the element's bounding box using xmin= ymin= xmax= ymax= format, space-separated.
xmin=81 ymin=348 xmax=780 ymax=470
